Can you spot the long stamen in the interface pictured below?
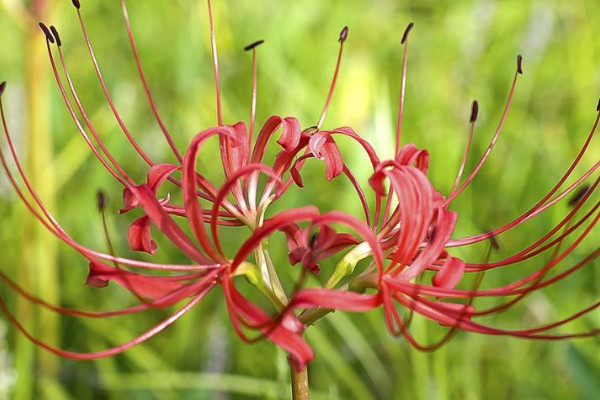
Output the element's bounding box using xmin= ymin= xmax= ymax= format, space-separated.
xmin=0 ymin=84 xmax=64 ymax=233
xmin=244 ymin=40 xmax=265 ymax=214
xmin=395 ymin=22 xmax=414 ymax=154
xmin=40 ymin=23 xmax=131 ymax=186
xmin=449 ymin=95 xmax=600 ymax=247
xmin=5 ymin=76 xmax=208 ymax=274
xmin=450 ymin=100 xmax=478 ymax=194
xmin=444 ymin=55 xmax=523 ymax=206
xmin=97 ymin=190 xmax=158 ymax=305
xmin=316 ymin=26 xmax=348 ymax=129
xmin=72 ymin=4 xmax=224 ymax=207
xmin=73 ymin=2 xmax=156 ymax=167
xmin=245 ymin=40 xmax=264 ymax=146
xmin=207 ymin=0 xmax=223 ymax=126
xmin=49 ymin=25 xmax=135 ymax=186
xmin=120 ymin=0 xmax=183 ymax=162
xmin=97 ymin=190 xmax=119 ymax=269
xmin=377 ymin=23 xmax=416 ymax=229
xmin=466 ymin=180 xmax=600 ymax=271
xmin=473 ymin=217 xmax=576 ymax=317
xmin=1 ymin=104 xmax=208 ymax=272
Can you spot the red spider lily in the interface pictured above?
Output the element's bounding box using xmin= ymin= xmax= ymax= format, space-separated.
xmin=2 ymin=0 xmax=600 ymax=374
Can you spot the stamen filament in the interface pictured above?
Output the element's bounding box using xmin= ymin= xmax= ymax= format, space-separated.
xmin=395 ymin=22 xmax=414 ymax=154
xmin=444 ymin=56 xmax=523 ymax=206
xmin=75 ymin=7 xmax=156 ymax=167
xmin=207 ymin=0 xmax=223 ymax=126
xmin=450 ymin=100 xmax=478 ymax=194
xmin=245 ymin=40 xmax=264 ymax=147
xmin=317 ymin=26 xmax=348 ymax=129
xmin=121 ymin=0 xmax=183 ymax=162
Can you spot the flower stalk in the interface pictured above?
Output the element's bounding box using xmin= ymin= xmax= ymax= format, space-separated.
xmin=290 ymin=362 xmax=310 ymax=400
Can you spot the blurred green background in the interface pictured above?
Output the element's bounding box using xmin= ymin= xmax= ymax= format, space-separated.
xmin=1 ymin=0 xmax=600 ymax=399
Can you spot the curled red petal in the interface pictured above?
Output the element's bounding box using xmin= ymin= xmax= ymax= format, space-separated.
xmin=147 ymin=163 xmax=181 ymax=191
xmin=119 ymin=187 xmax=138 ymax=214
xmin=252 ymin=116 xmax=302 ymax=163
xmin=277 ymin=117 xmax=302 ymax=152
xmin=220 ymin=121 xmax=250 ymax=176
xmin=128 ymin=215 xmax=157 ymax=254
xmin=396 ymin=143 xmax=430 ymax=172
xmin=129 ymin=184 xmax=214 ymax=264
xmin=432 ymin=256 xmax=466 ymax=289
xmin=183 ymin=126 xmax=239 ymax=261
xmin=308 ymin=132 xmax=344 ymax=180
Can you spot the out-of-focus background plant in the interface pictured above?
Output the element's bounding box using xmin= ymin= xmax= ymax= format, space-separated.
xmin=1 ymin=0 xmax=600 ymax=399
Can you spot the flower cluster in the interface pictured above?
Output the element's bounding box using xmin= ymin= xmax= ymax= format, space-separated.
xmin=2 ymin=0 xmax=600 ymax=371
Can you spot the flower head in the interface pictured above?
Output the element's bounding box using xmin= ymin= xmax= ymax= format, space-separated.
xmin=1 ymin=0 xmax=600 ymax=372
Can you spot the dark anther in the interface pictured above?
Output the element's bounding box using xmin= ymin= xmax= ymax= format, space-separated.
xmin=72 ymin=0 xmax=81 ymax=9
xmin=308 ymin=233 xmax=319 ymax=249
xmin=302 ymin=126 xmax=319 ymax=134
xmin=596 ymin=97 xmax=600 ymax=112
xmin=50 ymin=26 xmax=62 ymax=47
xmin=244 ymin=40 xmax=265 ymax=52
xmin=568 ymin=184 xmax=591 ymax=208
xmin=470 ymin=100 xmax=479 ymax=123
xmin=38 ymin=22 xmax=55 ymax=44
xmin=97 ymin=190 xmax=107 ymax=212
xmin=339 ymin=26 xmax=349 ymax=43
xmin=0 ymin=82 xmax=6 ymax=98
xmin=401 ymin=22 xmax=414 ymax=45
xmin=489 ymin=234 xmax=500 ymax=251
xmin=517 ymin=54 xmax=523 ymax=74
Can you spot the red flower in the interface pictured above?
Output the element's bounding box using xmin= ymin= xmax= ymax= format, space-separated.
xmin=2 ymin=0 xmax=600 ymax=373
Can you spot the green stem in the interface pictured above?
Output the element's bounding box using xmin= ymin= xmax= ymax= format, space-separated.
xmin=290 ymin=363 xmax=309 ymax=400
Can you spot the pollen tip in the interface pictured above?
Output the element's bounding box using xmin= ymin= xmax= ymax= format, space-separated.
xmin=489 ymin=234 xmax=500 ymax=251
xmin=469 ymin=100 xmax=479 ymax=123
xmin=0 ymin=82 xmax=6 ymax=98
xmin=401 ymin=22 xmax=415 ymax=45
xmin=38 ymin=22 xmax=55 ymax=44
xmin=97 ymin=190 xmax=107 ymax=212
xmin=339 ymin=26 xmax=349 ymax=43
xmin=517 ymin=54 xmax=523 ymax=74
xmin=568 ymin=184 xmax=590 ymax=208
xmin=50 ymin=26 xmax=62 ymax=47
xmin=72 ymin=0 xmax=81 ymax=9
xmin=244 ymin=39 xmax=265 ymax=52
